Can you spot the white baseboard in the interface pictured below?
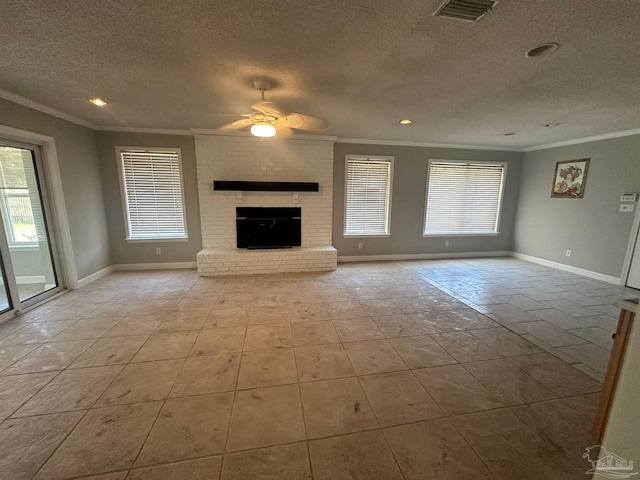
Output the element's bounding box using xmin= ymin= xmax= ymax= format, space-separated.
xmin=77 ymin=265 xmax=115 ymax=289
xmin=113 ymin=262 xmax=197 ymax=271
xmin=16 ymin=275 xmax=46 ymax=284
xmin=337 ymin=251 xmax=510 ymax=263
xmin=510 ymin=252 xmax=621 ymax=285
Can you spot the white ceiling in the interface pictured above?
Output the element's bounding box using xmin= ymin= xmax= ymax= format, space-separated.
xmin=1 ymin=0 xmax=640 ymax=148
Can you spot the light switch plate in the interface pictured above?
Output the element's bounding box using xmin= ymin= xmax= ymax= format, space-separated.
xmin=620 ymin=204 xmax=635 ymax=212
xmin=620 ymin=193 xmax=637 ymax=202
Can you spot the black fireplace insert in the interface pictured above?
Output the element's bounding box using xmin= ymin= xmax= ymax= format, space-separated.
xmin=236 ymin=207 xmax=301 ymax=249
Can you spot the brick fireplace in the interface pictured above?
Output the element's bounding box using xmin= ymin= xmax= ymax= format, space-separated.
xmin=194 ymin=134 xmax=338 ymax=275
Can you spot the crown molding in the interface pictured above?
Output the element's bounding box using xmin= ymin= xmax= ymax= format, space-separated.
xmin=0 ymin=88 xmax=97 ymax=129
xmin=335 ymin=137 xmax=523 ymax=152
xmin=523 ymin=127 xmax=640 ymax=152
xmin=96 ymin=126 xmax=193 ymax=136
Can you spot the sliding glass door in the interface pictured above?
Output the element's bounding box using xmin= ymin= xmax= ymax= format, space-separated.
xmin=0 ymin=140 xmax=62 ymax=316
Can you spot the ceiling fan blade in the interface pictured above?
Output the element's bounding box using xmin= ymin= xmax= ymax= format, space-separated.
xmin=274 ymin=126 xmax=294 ymax=138
xmin=218 ymin=118 xmax=253 ymax=132
xmin=278 ymin=112 xmax=329 ymax=131
xmin=252 ymin=101 xmax=288 ymax=118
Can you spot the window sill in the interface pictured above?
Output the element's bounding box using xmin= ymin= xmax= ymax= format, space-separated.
xmin=344 ymin=233 xmax=391 ymax=238
xmin=125 ymin=237 xmax=189 ymax=243
xmin=422 ymin=232 xmax=500 ymax=237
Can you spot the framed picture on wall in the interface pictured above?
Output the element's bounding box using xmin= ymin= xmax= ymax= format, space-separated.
xmin=551 ymin=158 xmax=590 ymax=198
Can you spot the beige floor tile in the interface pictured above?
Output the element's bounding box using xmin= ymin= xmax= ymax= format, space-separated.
xmin=156 ymin=311 xmax=208 ymax=332
xmin=344 ymin=339 xmax=408 ymax=375
xmin=177 ymin=295 xmax=217 ymax=311
xmin=516 ymin=321 xmax=586 ymax=347
xmin=4 ymin=339 xmax=94 ymax=374
xmin=96 ymin=359 xmax=183 ymax=406
xmin=520 ymin=334 xmax=580 ymax=364
xmin=388 ymin=335 xmax=456 ymax=369
xmin=237 ymin=348 xmax=298 ymax=389
xmin=104 ymin=314 xmax=164 ymax=337
xmin=359 ymin=371 xmax=443 ymax=427
xmin=226 ymin=384 xmax=305 ymax=451
xmin=243 ymin=324 xmax=292 ymax=351
xmin=452 ymin=409 xmax=581 ymax=480
xmin=52 ymin=317 xmax=122 ymax=341
xmin=359 ymin=298 xmax=404 ymax=316
xmin=129 ymin=456 xmax=222 ymax=480
xmin=171 ymin=353 xmax=240 ymax=397
xmin=132 ymin=331 xmax=198 ymax=362
xmin=69 ymin=335 xmax=149 ymax=368
xmin=413 ymin=364 xmax=503 ymax=415
xmin=295 ymin=344 xmax=356 ymax=382
xmin=532 ymin=308 xmax=594 ymax=330
xmin=431 ymin=331 xmax=502 ymax=363
xmin=573 ymin=363 xmax=605 ymax=383
xmin=247 ymin=306 xmax=290 ymax=325
xmin=512 ymin=394 xmax=599 ymax=470
xmin=446 ymin=308 xmax=499 ymax=330
xmin=407 ymin=311 xmax=462 ymax=333
xmin=78 ymin=472 xmax=128 ymax=480
xmin=485 ymin=303 xmax=541 ymax=323
xmin=384 ymin=419 xmax=493 ymax=480
xmin=0 ymin=371 xmax=57 ymax=419
xmin=136 ymin=393 xmax=233 ymax=466
xmin=558 ymin=343 xmax=611 ymax=374
xmin=35 ymin=402 xmax=162 ymax=480
xmin=333 ymin=318 xmax=385 ymax=342
xmin=568 ymin=326 xmax=614 ymax=350
xmin=221 ymin=442 xmax=311 ymax=480
xmin=205 ymin=308 xmax=249 ymax=328
xmin=309 ymin=430 xmax=403 ymax=480
xmin=326 ymin=301 xmax=367 ymax=319
xmin=13 ymin=365 xmax=122 ymax=417
xmin=508 ymin=353 xmax=602 ymax=396
xmin=0 ymin=320 xmax=77 ymax=345
xmin=464 ymin=358 xmax=557 ymax=406
xmin=191 ymin=327 xmax=246 ymax=355
xmin=0 ymin=344 xmax=38 ymax=371
xmin=371 ymin=314 xmax=426 ymax=338
xmin=85 ymin=302 xmax=142 ymax=318
xmin=291 ymin=321 xmax=339 ymax=346
xmin=471 ymin=327 xmax=542 ymax=357
xmin=0 ymin=411 xmax=84 ymax=480
xmin=300 ymin=377 xmax=377 ymax=438
xmin=288 ymin=303 xmax=331 ymax=322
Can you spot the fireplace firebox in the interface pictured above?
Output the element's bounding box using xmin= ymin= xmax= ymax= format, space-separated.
xmin=236 ymin=207 xmax=301 ymax=249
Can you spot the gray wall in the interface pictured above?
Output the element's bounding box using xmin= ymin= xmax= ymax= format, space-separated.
xmin=96 ymin=132 xmax=202 ymax=265
xmin=0 ymin=98 xmax=111 ymax=280
xmin=513 ymin=135 xmax=640 ymax=278
xmin=333 ymin=143 xmax=523 ymax=257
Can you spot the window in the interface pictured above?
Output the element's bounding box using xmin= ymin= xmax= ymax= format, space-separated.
xmin=117 ymin=148 xmax=187 ymax=241
xmin=344 ymin=156 xmax=393 ymax=236
xmin=424 ymin=160 xmax=506 ymax=235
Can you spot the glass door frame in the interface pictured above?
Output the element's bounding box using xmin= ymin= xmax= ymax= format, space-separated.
xmin=0 ymin=138 xmax=65 ymax=319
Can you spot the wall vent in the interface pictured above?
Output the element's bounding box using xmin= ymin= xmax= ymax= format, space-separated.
xmin=434 ymin=0 xmax=499 ymax=22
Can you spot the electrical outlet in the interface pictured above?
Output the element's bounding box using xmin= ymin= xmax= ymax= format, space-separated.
xmin=444 ymin=240 xmax=450 ymax=247
xmin=156 ymin=248 xmax=162 ymax=255
xmin=358 ymin=243 xmax=363 ymax=249
xmin=620 ymin=204 xmax=635 ymax=212
xmin=565 ymin=250 xmax=571 ymax=257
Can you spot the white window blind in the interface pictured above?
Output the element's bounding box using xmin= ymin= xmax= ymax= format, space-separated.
xmin=119 ymin=149 xmax=187 ymax=240
xmin=424 ymin=161 xmax=505 ymax=235
xmin=345 ymin=157 xmax=392 ymax=235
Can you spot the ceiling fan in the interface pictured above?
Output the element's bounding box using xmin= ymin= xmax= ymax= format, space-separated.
xmin=218 ymin=80 xmax=329 ymax=138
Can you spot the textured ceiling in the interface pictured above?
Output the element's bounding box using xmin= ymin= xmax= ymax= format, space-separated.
xmin=1 ymin=0 xmax=640 ymax=147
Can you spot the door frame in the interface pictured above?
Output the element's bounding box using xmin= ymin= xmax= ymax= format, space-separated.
xmin=0 ymin=125 xmax=78 ymax=291
xmin=621 ymin=200 xmax=640 ymax=287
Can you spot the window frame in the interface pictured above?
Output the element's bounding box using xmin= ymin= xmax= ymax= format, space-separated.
xmin=115 ymin=146 xmax=189 ymax=243
xmin=422 ymin=159 xmax=507 ymax=237
xmin=343 ymin=155 xmax=394 ymax=238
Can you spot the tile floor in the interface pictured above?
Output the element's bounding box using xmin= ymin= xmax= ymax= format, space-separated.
xmin=0 ymin=257 xmax=635 ymax=479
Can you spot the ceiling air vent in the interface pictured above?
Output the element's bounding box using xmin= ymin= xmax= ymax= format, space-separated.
xmin=434 ymin=0 xmax=499 ymax=22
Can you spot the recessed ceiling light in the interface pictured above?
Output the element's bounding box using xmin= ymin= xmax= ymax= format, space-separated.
xmin=545 ymin=122 xmax=561 ymax=127
xmin=399 ymin=119 xmax=413 ymax=125
xmin=525 ymin=43 xmax=559 ymax=58
xmin=89 ymin=97 xmax=108 ymax=106
xmin=504 ymin=132 xmax=516 ymax=136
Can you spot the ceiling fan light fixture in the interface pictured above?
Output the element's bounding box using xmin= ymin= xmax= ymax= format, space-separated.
xmin=251 ymin=122 xmax=276 ymax=137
